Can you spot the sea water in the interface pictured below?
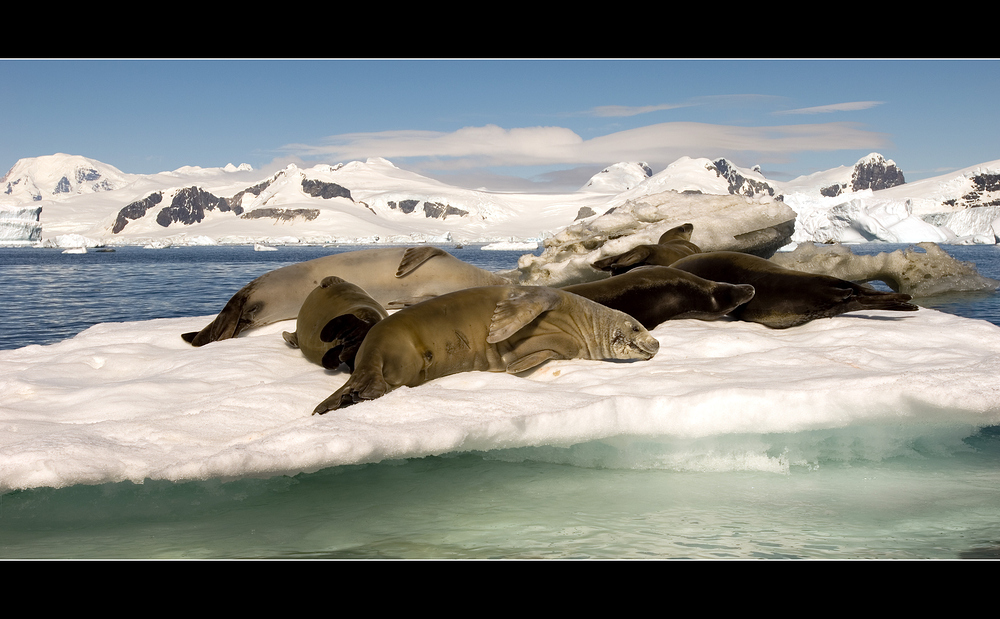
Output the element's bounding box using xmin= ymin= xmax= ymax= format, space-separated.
xmin=2 ymin=243 xmax=1000 ymax=559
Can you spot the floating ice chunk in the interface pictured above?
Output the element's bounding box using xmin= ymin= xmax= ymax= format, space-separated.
xmin=771 ymin=242 xmax=1000 ymax=296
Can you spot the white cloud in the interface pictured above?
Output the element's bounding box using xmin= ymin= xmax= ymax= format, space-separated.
xmin=775 ymin=101 xmax=885 ymax=115
xmin=282 ymin=121 xmax=890 ymax=170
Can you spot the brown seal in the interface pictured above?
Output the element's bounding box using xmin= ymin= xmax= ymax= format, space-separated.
xmin=282 ymin=276 xmax=388 ymax=372
xmin=592 ymin=223 xmax=701 ymax=276
xmin=670 ymin=251 xmax=918 ymax=328
xmin=183 ymin=246 xmax=510 ymax=346
xmin=561 ymin=265 xmax=755 ymax=329
xmin=313 ymin=285 xmax=660 ymax=413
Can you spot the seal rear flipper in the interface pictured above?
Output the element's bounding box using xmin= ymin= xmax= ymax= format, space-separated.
xmin=182 ymin=289 xmax=256 ymax=346
xmin=505 ymin=350 xmax=560 ymax=374
xmin=282 ymin=331 xmax=300 ymax=348
xmin=853 ymin=288 xmax=918 ymax=312
xmin=592 ymin=247 xmax=651 ymax=272
xmin=488 ymin=287 xmax=563 ymax=344
xmin=396 ymin=247 xmax=448 ymax=278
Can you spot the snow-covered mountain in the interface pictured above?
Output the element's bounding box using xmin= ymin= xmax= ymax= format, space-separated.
xmin=3 ymin=151 xmax=1000 ymax=248
xmin=779 ymin=154 xmax=1000 ymax=245
xmin=0 ymin=153 xmax=136 ymax=204
xmin=778 ymin=153 xmax=906 ymax=198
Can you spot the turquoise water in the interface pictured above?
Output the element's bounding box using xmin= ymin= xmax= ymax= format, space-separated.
xmin=2 ymin=243 xmax=1000 ymax=559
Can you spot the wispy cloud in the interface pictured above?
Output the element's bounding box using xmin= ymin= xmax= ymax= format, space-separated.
xmin=587 ymin=103 xmax=691 ymax=117
xmin=775 ymin=101 xmax=885 ymax=115
xmin=282 ymin=121 xmax=891 ymax=170
xmin=582 ymin=94 xmax=783 ymax=118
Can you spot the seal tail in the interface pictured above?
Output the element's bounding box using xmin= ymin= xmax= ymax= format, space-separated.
xmin=313 ymin=367 xmax=391 ymax=415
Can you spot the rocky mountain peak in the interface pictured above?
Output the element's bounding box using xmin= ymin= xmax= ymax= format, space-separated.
xmin=851 ymin=152 xmax=905 ymax=192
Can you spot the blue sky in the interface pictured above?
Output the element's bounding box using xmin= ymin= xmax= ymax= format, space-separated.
xmin=2 ymin=59 xmax=998 ymax=191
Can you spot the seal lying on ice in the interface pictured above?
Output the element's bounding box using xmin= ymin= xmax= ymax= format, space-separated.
xmin=560 ymin=266 xmax=755 ymax=329
xmin=281 ymin=276 xmax=388 ymax=372
xmin=670 ymin=251 xmax=918 ymax=328
xmin=312 ymin=285 xmax=660 ymax=414
xmin=592 ymin=223 xmax=701 ymax=276
xmin=182 ymin=246 xmax=510 ymax=346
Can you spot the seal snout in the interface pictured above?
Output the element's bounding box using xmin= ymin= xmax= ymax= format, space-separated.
xmin=637 ymin=334 xmax=659 ymax=359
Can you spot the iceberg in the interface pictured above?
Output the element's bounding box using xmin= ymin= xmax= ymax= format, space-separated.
xmin=3 ymin=307 xmax=1000 ymax=492
xmin=0 ymin=206 xmax=42 ymax=244
xmin=771 ymin=242 xmax=1000 ymax=296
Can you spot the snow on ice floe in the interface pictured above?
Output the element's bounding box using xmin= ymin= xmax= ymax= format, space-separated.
xmin=3 ymin=308 xmax=1000 ymax=491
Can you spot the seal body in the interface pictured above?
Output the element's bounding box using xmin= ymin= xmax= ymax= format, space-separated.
xmin=592 ymin=223 xmax=701 ymax=276
xmin=670 ymin=251 xmax=918 ymax=328
xmin=313 ymin=285 xmax=660 ymax=413
xmin=562 ymin=266 xmax=755 ymax=329
xmin=183 ymin=246 xmax=510 ymax=346
xmin=282 ymin=276 xmax=388 ymax=371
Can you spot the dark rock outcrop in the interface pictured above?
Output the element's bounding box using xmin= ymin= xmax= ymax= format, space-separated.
xmin=226 ymin=179 xmax=272 ymax=213
xmin=240 ymin=208 xmax=320 ymax=222
xmin=422 ymin=201 xmax=468 ymax=219
xmin=711 ymin=159 xmax=776 ymax=197
xmin=155 ymin=186 xmax=235 ymax=228
xmin=820 ymin=183 xmax=846 ymax=197
xmin=960 ymin=174 xmax=1000 ymax=208
xmin=851 ymin=155 xmax=905 ymax=192
xmin=76 ymin=168 xmax=101 ymax=183
xmin=112 ymin=192 xmax=163 ymax=233
xmin=387 ymin=199 xmax=467 ymax=219
xmin=301 ymin=179 xmax=352 ymax=200
xmin=388 ymin=199 xmax=419 ymax=214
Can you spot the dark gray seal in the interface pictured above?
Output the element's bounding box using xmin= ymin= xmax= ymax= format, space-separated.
xmin=282 ymin=276 xmax=388 ymax=372
xmin=670 ymin=251 xmax=918 ymax=328
xmin=592 ymin=223 xmax=701 ymax=276
xmin=313 ymin=285 xmax=660 ymax=414
xmin=183 ymin=246 xmax=510 ymax=346
xmin=561 ymin=266 xmax=755 ymax=329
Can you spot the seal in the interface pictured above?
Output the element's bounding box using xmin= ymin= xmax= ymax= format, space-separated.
xmin=182 ymin=246 xmax=511 ymax=346
xmin=312 ymin=285 xmax=660 ymax=413
xmin=561 ymin=266 xmax=755 ymax=329
xmin=592 ymin=223 xmax=701 ymax=276
xmin=282 ymin=276 xmax=389 ymax=372
xmin=670 ymin=251 xmax=919 ymax=328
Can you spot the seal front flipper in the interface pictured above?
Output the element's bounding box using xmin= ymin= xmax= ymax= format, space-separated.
xmin=313 ymin=368 xmax=390 ymax=414
xmin=282 ymin=331 xmax=300 ymax=348
xmin=396 ymin=247 xmax=448 ymax=278
xmin=487 ymin=287 xmax=563 ymax=343
xmin=318 ymin=309 xmax=386 ymax=371
xmin=505 ymin=350 xmax=560 ymax=374
xmin=386 ymin=295 xmax=438 ymax=309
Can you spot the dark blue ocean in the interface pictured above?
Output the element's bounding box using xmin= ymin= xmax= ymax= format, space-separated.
xmin=2 ymin=243 xmax=1000 ymax=559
